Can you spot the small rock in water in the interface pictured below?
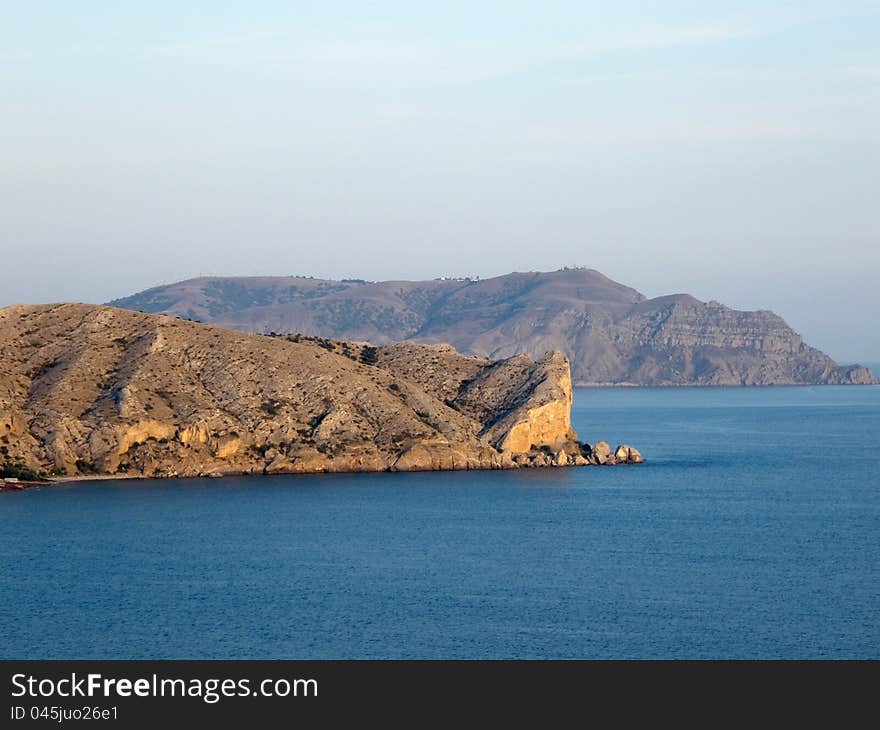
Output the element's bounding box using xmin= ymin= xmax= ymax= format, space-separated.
xmin=614 ymin=445 xmax=644 ymax=464
xmin=581 ymin=440 xmax=643 ymax=465
xmin=591 ymin=441 xmax=612 ymax=464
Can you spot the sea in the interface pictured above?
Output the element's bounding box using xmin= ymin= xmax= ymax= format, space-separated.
xmin=2 ymin=386 xmax=878 ymax=659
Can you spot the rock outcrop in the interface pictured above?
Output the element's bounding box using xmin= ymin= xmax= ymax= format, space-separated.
xmin=109 ymin=269 xmax=878 ymax=386
xmin=0 ymin=303 xmax=640 ymax=481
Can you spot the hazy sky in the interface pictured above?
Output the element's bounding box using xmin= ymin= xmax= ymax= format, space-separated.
xmin=2 ymin=1 xmax=878 ymax=360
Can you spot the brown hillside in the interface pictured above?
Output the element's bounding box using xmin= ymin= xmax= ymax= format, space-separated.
xmin=0 ymin=304 xmax=638 ymax=481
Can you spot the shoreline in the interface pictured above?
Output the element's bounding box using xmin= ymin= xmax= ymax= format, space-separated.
xmin=0 ymin=480 xmax=47 ymax=493
xmin=1 ymin=473 xmax=150 ymax=493
xmin=2 ymin=455 xmax=644 ymax=493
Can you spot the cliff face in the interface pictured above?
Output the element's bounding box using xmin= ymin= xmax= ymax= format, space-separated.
xmin=583 ymin=295 xmax=877 ymax=386
xmin=0 ymin=304 xmax=610 ymax=481
xmin=110 ymin=269 xmax=877 ymax=386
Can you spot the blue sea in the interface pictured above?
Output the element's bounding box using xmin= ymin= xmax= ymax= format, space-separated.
xmin=2 ymin=387 xmax=878 ymax=659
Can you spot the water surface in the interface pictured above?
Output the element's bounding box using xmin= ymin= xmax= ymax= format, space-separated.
xmin=2 ymin=386 xmax=878 ymax=658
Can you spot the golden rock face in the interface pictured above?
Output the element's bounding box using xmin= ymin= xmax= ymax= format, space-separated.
xmin=483 ymin=351 xmax=578 ymax=454
xmin=497 ymin=400 xmax=572 ymax=454
xmin=117 ymin=421 xmax=177 ymax=455
xmin=179 ymin=423 xmax=209 ymax=445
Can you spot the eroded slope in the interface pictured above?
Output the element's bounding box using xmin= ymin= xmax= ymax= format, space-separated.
xmin=0 ymin=304 xmax=623 ymax=480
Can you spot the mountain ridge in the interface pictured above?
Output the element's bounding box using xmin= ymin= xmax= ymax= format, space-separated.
xmin=108 ymin=269 xmax=878 ymax=386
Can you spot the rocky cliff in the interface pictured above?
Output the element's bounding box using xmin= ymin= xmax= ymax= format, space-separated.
xmin=109 ymin=269 xmax=877 ymax=386
xmin=0 ymin=304 xmax=640 ymax=481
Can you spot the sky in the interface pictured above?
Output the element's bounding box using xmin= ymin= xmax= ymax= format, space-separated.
xmin=2 ymin=1 xmax=878 ymax=361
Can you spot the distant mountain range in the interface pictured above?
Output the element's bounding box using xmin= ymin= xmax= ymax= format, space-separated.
xmin=109 ymin=268 xmax=878 ymax=386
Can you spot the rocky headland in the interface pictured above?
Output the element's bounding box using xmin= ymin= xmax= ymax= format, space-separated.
xmin=0 ymin=303 xmax=641 ymax=485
